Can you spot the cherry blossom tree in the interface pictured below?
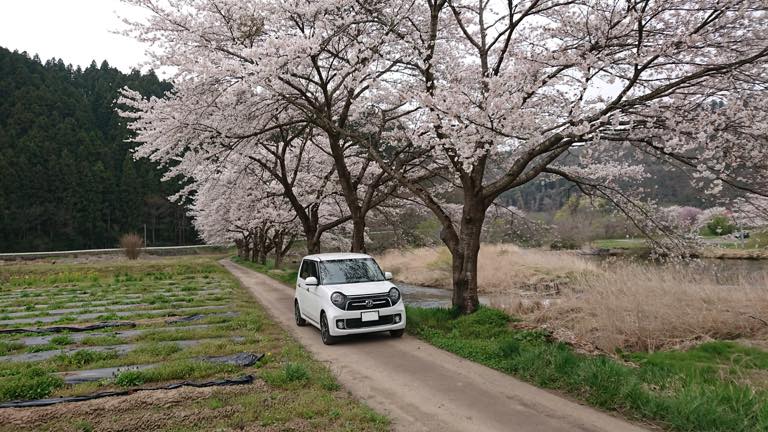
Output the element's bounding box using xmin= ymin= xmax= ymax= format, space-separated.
xmin=120 ymin=0 xmax=768 ymax=313
xmin=359 ymin=0 xmax=768 ymax=312
xmin=187 ymin=156 xmax=302 ymax=266
xmin=118 ymin=0 xmax=431 ymax=253
xmin=731 ymin=197 xmax=768 ymax=230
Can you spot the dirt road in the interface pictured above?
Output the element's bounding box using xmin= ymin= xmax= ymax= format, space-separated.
xmin=223 ymin=260 xmax=649 ymax=432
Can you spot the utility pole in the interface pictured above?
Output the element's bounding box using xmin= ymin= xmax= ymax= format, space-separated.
xmin=144 ymin=224 xmax=147 ymax=247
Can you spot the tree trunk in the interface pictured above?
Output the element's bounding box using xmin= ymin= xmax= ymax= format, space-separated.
xmin=243 ymin=236 xmax=252 ymax=261
xmin=306 ymin=234 xmax=321 ymax=255
xmin=350 ymin=214 xmax=366 ymax=253
xmin=258 ymin=230 xmax=268 ymax=264
xmin=250 ymin=230 xmax=258 ymax=263
xmin=273 ymin=231 xmax=284 ymax=269
xmin=448 ymin=200 xmax=485 ymax=314
xmin=325 ymin=133 xmax=367 ymax=253
xmin=235 ymin=238 xmax=245 ymax=258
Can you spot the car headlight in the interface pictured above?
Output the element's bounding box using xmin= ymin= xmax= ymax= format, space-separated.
xmin=330 ymin=292 xmax=346 ymax=308
xmin=388 ymin=287 xmax=401 ymax=304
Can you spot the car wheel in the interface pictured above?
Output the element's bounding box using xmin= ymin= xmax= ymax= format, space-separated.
xmin=390 ymin=329 xmax=405 ymax=338
xmin=320 ymin=313 xmax=338 ymax=345
xmin=294 ymin=301 xmax=307 ymax=327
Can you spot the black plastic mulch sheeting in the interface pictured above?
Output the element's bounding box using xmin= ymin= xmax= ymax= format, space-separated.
xmin=202 ymin=352 xmax=264 ymax=367
xmin=0 ymin=375 xmax=254 ymax=408
xmin=165 ymin=312 xmax=239 ymax=325
xmin=0 ymin=321 xmax=136 ymax=335
xmin=58 ymin=352 xmax=265 ymax=384
xmin=166 ymin=314 xmax=206 ymax=324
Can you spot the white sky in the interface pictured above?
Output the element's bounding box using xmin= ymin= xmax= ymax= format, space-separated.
xmin=0 ymin=0 xmax=149 ymax=72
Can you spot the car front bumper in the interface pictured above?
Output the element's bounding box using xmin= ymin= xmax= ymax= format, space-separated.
xmin=325 ymin=302 xmax=406 ymax=336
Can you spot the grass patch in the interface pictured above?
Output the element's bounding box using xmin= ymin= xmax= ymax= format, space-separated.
xmin=80 ymin=335 xmax=123 ymax=346
xmin=263 ymin=362 xmax=310 ymax=387
xmin=407 ymin=306 xmax=768 ymax=432
xmin=53 ymin=349 xmax=120 ymax=368
xmin=71 ymin=420 xmax=94 ymax=432
xmin=135 ymin=327 xmax=229 ymax=343
xmin=131 ymin=341 xmax=183 ymax=358
xmin=50 ymin=334 xmax=73 ymax=346
xmin=232 ymin=257 xmax=298 ymax=285
xmin=0 ymin=365 xmax=64 ymax=401
xmin=26 ymin=344 xmax=60 ymax=353
xmin=114 ymin=360 xmax=239 ymax=388
xmin=590 ymin=238 xmax=650 ymax=250
xmin=0 ymin=340 xmax=25 ymax=356
xmin=222 ymin=311 xmax=264 ymax=332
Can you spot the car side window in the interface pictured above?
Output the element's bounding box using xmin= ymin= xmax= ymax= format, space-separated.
xmin=299 ymin=260 xmax=310 ymax=280
xmin=307 ymin=261 xmax=318 ymax=280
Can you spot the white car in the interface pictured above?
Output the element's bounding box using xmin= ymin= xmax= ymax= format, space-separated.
xmin=293 ymin=253 xmax=406 ymax=345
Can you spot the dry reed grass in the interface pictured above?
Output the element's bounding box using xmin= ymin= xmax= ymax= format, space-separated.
xmin=119 ymin=233 xmax=144 ymax=260
xmin=510 ymin=263 xmax=768 ymax=353
xmin=376 ymin=244 xmax=595 ymax=292
xmin=378 ymin=244 xmax=768 ymax=353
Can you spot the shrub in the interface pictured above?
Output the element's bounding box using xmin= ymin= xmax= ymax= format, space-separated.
xmin=119 ymin=233 xmax=144 ymax=260
xmin=706 ymin=215 xmax=735 ymax=236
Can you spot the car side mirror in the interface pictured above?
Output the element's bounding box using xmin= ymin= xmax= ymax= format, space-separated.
xmin=384 ymin=272 xmax=393 ymax=280
xmin=305 ymin=276 xmax=318 ymax=286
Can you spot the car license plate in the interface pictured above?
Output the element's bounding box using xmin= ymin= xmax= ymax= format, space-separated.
xmin=361 ymin=311 xmax=379 ymax=322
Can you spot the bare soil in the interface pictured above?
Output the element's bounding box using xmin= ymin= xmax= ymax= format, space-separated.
xmin=0 ymin=382 xmax=265 ymax=432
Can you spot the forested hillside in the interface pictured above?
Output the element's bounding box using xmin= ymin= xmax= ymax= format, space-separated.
xmin=0 ymin=47 xmax=198 ymax=252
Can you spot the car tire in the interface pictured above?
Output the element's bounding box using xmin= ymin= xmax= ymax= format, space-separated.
xmin=320 ymin=313 xmax=338 ymax=345
xmin=390 ymin=329 xmax=405 ymax=338
xmin=294 ymin=301 xmax=307 ymax=327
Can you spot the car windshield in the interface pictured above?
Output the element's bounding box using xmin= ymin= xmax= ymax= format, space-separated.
xmin=318 ymin=258 xmax=385 ymax=285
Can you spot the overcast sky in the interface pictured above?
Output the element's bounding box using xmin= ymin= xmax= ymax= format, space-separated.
xmin=0 ymin=0 xmax=149 ymax=72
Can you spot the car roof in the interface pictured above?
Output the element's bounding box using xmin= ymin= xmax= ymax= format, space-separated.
xmin=302 ymin=252 xmax=373 ymax=262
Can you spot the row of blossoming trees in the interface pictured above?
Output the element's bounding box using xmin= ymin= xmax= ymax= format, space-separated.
xmin=118 ymin=0 xmax=768 ymax=313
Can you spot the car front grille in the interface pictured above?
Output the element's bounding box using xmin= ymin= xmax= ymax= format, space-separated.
xmin=344 ymin=314 xmax=396 ymax=329
xmin=345 ymin=293 xmax=392 ymax=311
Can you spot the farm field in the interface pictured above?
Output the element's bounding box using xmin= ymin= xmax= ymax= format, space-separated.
xmin=0 ymin=256 xmax=388 ymax=432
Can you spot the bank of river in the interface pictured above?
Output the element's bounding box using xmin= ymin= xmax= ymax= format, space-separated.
xmin=399 ymin=254 xmax=768 ymax=310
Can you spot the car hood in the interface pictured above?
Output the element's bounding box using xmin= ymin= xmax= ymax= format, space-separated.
xmin=323 ymin=280 xmax=397 ymax=296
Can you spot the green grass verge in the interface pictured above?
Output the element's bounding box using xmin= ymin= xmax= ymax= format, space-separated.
xmin=232 ymin=257 xmax=298 ymax=285
xmin=406 ymin=306 xmax=768 ymax=432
